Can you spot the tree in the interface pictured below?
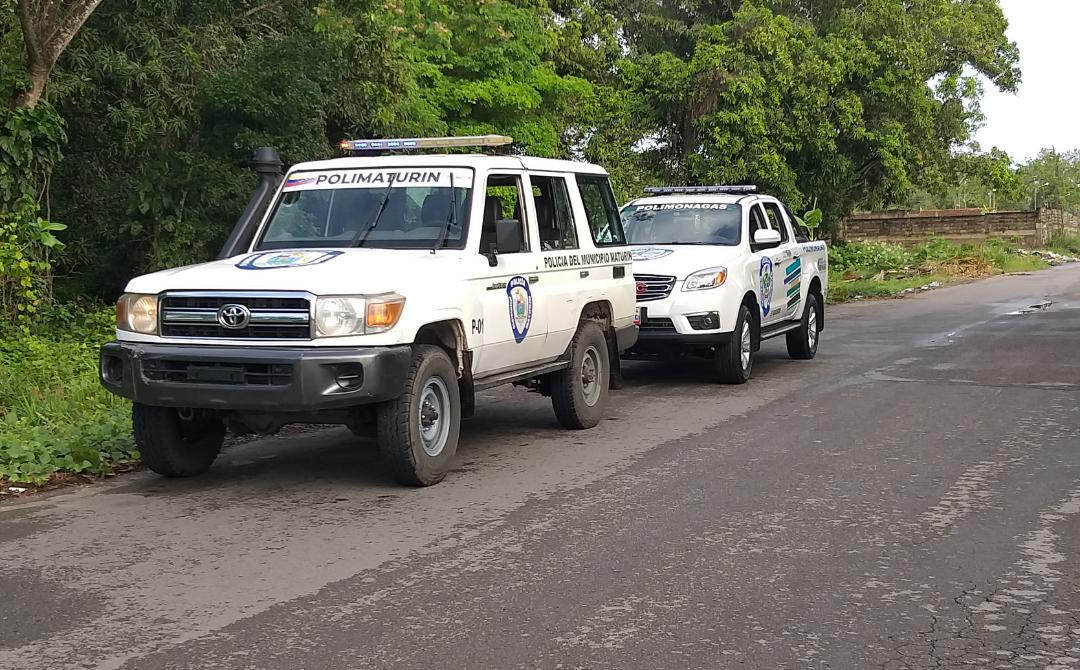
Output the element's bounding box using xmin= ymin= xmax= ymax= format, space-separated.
xmin=11 ymin=0 xmax=104 ymax=108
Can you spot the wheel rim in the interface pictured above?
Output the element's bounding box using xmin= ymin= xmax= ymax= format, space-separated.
xmin=808 ymin=305 xmax=818 ymax=349
xmin=580 ymin=345 xmax=602 ymax=407
xmin=418 ymin=376 xmax=451 ymax=457
xmin=740 ymin=321 xmax=752 ymax=371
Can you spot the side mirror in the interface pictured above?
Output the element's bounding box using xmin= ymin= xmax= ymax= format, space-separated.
xmin=496 ymin=219 xmax=524 ymax=255
xmin=752 ymin=228 xmax=782 ymax=249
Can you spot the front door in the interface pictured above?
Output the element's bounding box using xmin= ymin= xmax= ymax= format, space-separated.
xmin=763 ymin=201 xmax=803 ymax=321
xmin=471 ymin=172 xmax=549 ymax=377
xmin=748 ymin=203 xmax=787 ymax=326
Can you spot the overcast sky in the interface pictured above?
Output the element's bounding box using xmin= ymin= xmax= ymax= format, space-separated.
xmin=974 ymin=0 xmax=1080 ymax=162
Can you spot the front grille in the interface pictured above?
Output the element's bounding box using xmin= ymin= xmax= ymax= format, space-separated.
xmin=142 ymin=360 xmax=293 ymax=386
xmin=634 ymin=274 xmax=676 ymax=302
xmin=640 ymin=317 xmax=676 ymax=332
xmin=160 ymin=293 xmax=311 ymax=340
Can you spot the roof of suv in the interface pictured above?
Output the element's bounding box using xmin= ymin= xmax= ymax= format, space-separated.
xmin=289 ymin=153 xmax=608 ymax=175
xmin=625 ymin=193 xmax=759 ymax=207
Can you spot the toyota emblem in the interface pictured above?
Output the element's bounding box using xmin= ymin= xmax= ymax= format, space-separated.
xmin=217 ymin=304 xmax=251 ymax=329
xmin=636 ymin=281 xmax=648 ymax=295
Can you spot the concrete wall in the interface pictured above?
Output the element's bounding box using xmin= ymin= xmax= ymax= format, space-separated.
xmin=838 ymin=208 xmax=1078 ymax=247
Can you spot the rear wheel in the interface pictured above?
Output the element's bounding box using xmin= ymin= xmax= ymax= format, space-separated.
xmin=786 ymin=293 xmax=821 ymax=360
xmin=133 ymin=404 xmax=225 ymax=477
xmin=551 ymin=321 xmax=610 ymax=429
xmin=715 ymin=304 xmax=754 ymax=384
xmin=377 ymin=345 xmax=461 ymax=486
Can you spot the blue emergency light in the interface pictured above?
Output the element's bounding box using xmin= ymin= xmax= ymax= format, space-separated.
xmin=644 ymin=185 xmax=758 ymax=195
xmin=339 ymin=135 xmax=513 ymax=152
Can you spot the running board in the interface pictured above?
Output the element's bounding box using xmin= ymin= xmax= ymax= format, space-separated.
xmin=760 ymin=321 xmax=801 ymax=340
xmin=473 ymin=361 xmax=570 ymax=391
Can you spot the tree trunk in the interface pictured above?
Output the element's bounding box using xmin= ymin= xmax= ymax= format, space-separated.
xmin=12 ymin=64 xmax=48 ymax=109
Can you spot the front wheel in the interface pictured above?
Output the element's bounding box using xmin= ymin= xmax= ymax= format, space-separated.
xmin=715 ymin=304 xmax=755 ymax=384
xmin=786 ymin=293 xmax=821 ymax=360
xmin=132 ymin=404 xmax=225 ymax=477
xmin=377 ymin=345 xmax=461 ymax=486
xmin=550 ymin=321 xmax=610 ymax=429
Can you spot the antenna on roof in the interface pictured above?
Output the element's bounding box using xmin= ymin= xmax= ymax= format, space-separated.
xmin=643 ymin=185 xmax=758 ymax=195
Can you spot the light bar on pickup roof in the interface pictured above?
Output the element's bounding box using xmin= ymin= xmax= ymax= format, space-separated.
xmin=338 ymin=135 xmax=513 ymax=152
xmin=644 ymin=185 xmax=758 ymax=195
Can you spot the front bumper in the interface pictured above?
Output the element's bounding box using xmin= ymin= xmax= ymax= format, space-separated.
xmin=100 ymin=341 xmax=412 ymax=411
xmin=629 ymin=294 xmax=733 ymax=354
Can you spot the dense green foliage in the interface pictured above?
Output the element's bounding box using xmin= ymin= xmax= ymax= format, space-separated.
xmin=0 ymin=307 xmax=137 ymax=484
xmin=1 ymin=0 xmax=1028 ymax=302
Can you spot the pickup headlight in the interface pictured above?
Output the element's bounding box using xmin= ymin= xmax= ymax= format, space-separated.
xmin=683 ymin=267 xmax=728 ymax=291
xmin=116 ymin=294 xmax=159 ymax=334
xmin=315 ymin=294 xmax=405 ymax=337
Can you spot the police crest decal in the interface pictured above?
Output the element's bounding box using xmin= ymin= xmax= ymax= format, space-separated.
xmin=506 ymin=276 xmax=533 ymax=344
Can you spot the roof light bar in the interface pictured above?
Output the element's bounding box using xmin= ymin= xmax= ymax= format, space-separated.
xmin=338 ymin=135 xmax=513 ymax=152
xmin=644 ymin=185 xmax=758 ymax=195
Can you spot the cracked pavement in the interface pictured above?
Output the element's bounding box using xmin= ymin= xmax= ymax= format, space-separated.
xmin=1 ymin=265 xmax=1079 ymax=669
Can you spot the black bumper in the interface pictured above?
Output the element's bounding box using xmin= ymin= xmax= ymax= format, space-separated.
xmin=625 ymin=330 xmax=731 ymax=356
xmin=100 ymin=342 xmax=412 ymax=411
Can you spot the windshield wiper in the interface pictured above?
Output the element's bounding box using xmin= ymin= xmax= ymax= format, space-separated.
xmin=350 ymin=182 xmax=395 ymax=248
xmin=431 ymin=173 xmax=457 ymax=252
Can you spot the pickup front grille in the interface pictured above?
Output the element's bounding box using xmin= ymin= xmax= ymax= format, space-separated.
xmin=142 ymin=360 xmax=294 ymax=386
xmin=634 ymin=274 xmax=676 ymax=302
xmin=160 ymin=293 xmax=312 ymax=340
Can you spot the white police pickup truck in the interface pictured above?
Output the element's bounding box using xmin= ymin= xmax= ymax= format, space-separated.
xmin=622 ymin=186 xmax=828 ymax=383
xmin=100 ymin=136 xmax=637 ymax=486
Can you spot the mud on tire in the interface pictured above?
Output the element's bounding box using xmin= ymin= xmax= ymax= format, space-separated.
xmin=550 ymin=320 xmax=610 ymax=429
xmin=715 ymin=304 xmax=755 ymax=385
xmin=133 ymin=404 xmax=225 ymax=477
xmin=786 ymin=292 xmax=821 ymax=360
xmin=377 ymin=345 xmax=461 ymax=486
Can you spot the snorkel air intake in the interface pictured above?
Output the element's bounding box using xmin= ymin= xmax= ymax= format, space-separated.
xmin=218 ymin=147 xmax=284 ymax=259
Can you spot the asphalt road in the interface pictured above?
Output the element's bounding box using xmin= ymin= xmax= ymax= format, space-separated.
xmin=2 ymin=266 xmax=1080 ymax=670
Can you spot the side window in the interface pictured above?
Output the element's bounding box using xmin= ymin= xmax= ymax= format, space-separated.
xmin=480 ymin=174 xmax=528 ymax=254
xmin=531 ymin=175 xmax=579 ymax=251
xmin=781 ymin=203 xmax=810 ymax=243
xmin=575 ymin=174 xmax=627 ymax=246
xmin=763 ymin=202 xmax=790 ymax=243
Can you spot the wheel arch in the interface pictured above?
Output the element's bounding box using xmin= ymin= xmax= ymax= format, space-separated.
xmin=808 ymin=276 xmax=825 ymax=330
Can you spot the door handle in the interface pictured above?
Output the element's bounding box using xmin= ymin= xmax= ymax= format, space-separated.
xmin=528 ymin=275 xmax=539 ymax=283
xmin=580 ymin=270 xmax=590 ymax=278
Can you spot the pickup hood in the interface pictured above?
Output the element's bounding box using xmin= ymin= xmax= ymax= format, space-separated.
xmin=629 ymin=245 xmax=742 ymax=280
xmin=126 ymin=248 xmax=468 ymax=295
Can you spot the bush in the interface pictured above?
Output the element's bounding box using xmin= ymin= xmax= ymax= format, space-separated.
xmin=0 ymin=305 xmax=136 ymax=485
xmin=829 ymin=241 xmax=915 ymax=275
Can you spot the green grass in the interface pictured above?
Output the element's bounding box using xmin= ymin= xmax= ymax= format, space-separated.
xmin=0 ymin=306 xmax=137 ymax=485
xmin=827 ymin=238 xmax=1051 ymax=304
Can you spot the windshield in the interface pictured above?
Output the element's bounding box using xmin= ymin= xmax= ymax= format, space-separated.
xmin=621 ymin=202 xmax=742 ymax=246
xmin=255 ymin=168 xmax=473 ymax=250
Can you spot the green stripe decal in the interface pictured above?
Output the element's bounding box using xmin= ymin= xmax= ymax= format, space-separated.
xmin=787 ymin=283 xmax=801 ymax=298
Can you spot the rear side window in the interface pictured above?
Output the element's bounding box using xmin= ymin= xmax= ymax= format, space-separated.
xmin=575 ymin=175 xmax=627 ymax=246
xmin=762 ymin=202 xmax=790 ymax=243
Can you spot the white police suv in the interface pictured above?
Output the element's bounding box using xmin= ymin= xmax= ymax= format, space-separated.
xmin=622 ymin=186 xmax=828 ymax=383
xmin=100 ymin=136 xmax=637 ymax=486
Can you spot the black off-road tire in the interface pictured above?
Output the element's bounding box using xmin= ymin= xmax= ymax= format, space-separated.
xmin=377 ymin=345 xmax=461 ymax=486
xmin=716 ymin=304 xmax=755 ymax=385
xmin=551 ymin=321 xmax=610 ymax=429
xmin=786 ymin=293 xmax=821 ymax=360
xmin=132 ymin=404 xmax=225 ymax=477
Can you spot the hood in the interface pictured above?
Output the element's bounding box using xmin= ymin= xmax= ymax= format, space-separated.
xmin=629 ymin=245 xmax=742 ymax=279
xmin=126 ymin=247 xmax=467 ymax=295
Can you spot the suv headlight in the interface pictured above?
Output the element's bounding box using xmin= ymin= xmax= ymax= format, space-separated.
xmin=315 ymin=294 xmax=405 ymax=337
xmin=116 ymin=294 xmax=159 ymax=334
xmin=683 ymin=267 xmax=728 ymax=291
